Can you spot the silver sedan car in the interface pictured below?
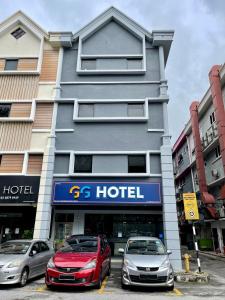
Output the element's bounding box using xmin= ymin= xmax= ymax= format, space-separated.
xmin=119 ymin=236 xmax=174 ymax=290
xmin=0 ymin=239 xmax=54 ymax=286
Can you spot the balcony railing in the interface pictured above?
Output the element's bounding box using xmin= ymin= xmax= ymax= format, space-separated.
xmin=201 ymin=122 xmax=218 ymax=149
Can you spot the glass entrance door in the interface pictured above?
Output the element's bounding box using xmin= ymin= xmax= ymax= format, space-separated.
xmin=54 ymin=213 xmax=74 ymax=249
xmin=84 ymin=213 xmax=163 ymax=255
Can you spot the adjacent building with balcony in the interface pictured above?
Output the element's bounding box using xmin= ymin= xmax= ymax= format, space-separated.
xmin=0 ymin=11 xmax=60 ymax=242
xmin=173 ymin=64 xmax=225 ymax=253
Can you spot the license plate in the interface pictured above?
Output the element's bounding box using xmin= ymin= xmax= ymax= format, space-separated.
xmin=140 ymin=274 xmax=158 ymax=280
xmin=59 ymin=274 xmax=75 ymax=280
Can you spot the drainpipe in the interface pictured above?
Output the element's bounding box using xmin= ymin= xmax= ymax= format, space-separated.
xmin=209 ymin=65 xmax=225 ymax=178
xmin=190 ymin=102 xmax=218 ymax=219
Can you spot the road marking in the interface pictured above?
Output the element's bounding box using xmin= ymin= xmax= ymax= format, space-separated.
xmin=35 ymin=285 xmax=48 ymax=292
xmin=98 ymin=276 xmax=108 ymax=294
xmin=174 ymin=288 xmax=183 ymax=296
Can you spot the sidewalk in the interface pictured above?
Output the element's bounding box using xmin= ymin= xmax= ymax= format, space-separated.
xmin=181 ymin=246 xmax=225 ymax=263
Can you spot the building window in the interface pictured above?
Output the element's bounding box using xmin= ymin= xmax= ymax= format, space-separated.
xmin=81 ymin=59 xmax=96 ymax=70
xmin=127 ymin=103 xmax=144 ymax=117
xmin=210 ymin=112 xmax=216 ymax=125
xmin=74 ymin=155 xmax=92 ymax=173
xmin=0 ymin=155 xmax=2 ymax=166
xmin=180 ymin=178 xmax=185 ymax=186
xmin=11 ymin=27 xmax=26 ymax=39
xmin=78 ymin=104 xmax=94 ymax=117
xmin=4 ymin=59 xmax=18 ymax=71
xmin=178 ymin=153 xmax=183 ymax=165
xmin=215 ymin=145 xmax=221 ymax=158
xmin=126 ymin=58 xmax=142 ymax=69
xmin=0 ymin=104 xmax=11 ymax=117
xmin=128 ymin=155 xmax=146 ymax=173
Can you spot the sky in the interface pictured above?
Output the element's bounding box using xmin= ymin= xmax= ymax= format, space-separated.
xmin=1 ymin=0 xmax=225 ymax=143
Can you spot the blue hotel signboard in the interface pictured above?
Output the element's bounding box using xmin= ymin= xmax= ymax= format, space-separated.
xmin=53 ymin=181 xmax=161 ymax=205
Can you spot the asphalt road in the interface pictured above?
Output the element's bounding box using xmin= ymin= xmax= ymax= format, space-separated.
xmin=0 ymin=254 xmax=225 ymax=300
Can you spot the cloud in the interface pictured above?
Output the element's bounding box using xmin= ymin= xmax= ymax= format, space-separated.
xmin=0 ymin=0 xmax=225 ymax=143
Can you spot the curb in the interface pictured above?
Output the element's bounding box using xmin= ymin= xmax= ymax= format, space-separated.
xmin=175 ymin=271 xmax=210 ymax=283
xmin=199 ymin=251 xmax=225 ymax=262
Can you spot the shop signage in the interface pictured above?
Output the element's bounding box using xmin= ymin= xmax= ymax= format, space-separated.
xmin=53 ymin=181 xmax=161 ymax=205
xmin=183 ymin=193 xmax=200 ymax=220
xmin=0 ymin=176 xmax=40 ymax=204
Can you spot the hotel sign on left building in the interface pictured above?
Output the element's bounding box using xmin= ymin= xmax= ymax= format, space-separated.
xmin=0 ymin=176 xmax=40 ymax=204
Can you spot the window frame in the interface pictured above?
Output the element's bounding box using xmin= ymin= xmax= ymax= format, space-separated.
xmin=210 ymin=111 xmax=216 ymax=125
xmin=11 ymin=27 xmax=26 ymax=39
xmin=73 ymin=99 xmax=148 ymax=122
xmin=128 ymin=154 xmax=146 ymax=173
xmin=74 ymin=155 xmax=93 ymax=173
xmin=4 ymin=59 xmax=18 ymax=71
xmin=54 ymin=151 xmax=155 ymax=177
xmin=215 ymin=145 xmax=221 ymax=158
xmin=0 ymin=103 xmax=11 ymax=118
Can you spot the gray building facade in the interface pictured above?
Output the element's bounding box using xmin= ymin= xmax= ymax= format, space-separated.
xmin=35 ymin=7 xmax=181 ymax=270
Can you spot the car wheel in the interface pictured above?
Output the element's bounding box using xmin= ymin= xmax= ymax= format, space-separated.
xmin=95 ymin=272 xmax=102 ymax=289
xmin=167 ymin=284 xmax=174 ymax=291
xmin=19 ymin=268 xmax=28 ymax=287
xmin=121 ymin=281 xmax=128 ymax=290
xmin=107 ymin=263 xmax=111 ymax=276
xmin=46 ymin=284 xmax=55 ymax=290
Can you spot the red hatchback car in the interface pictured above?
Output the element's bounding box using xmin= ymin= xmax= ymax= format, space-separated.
xmin=45 ymin=235 xmax=111 ymax=288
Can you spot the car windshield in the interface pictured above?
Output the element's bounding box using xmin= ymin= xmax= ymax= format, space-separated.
xmin=126 ymin=239 xmax=166 ymax=255
xmin=0 ymin=241 xmax=31 ymax=254
xmin=60 ymin=238 xmax=98 ymax=253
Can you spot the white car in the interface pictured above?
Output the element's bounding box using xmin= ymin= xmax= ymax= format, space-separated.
xmin=0 ymin=239 xmax=54 ymax=286
xmin=119 ymin=236 xmax=174 ymax=290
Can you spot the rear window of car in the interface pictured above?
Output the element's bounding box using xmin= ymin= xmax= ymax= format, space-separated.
xmin=60 ymin=237 xmax=98 ymax=253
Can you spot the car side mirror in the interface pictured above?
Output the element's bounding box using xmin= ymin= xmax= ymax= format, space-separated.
xmin=118 ymin=248 xmax=124 ymax=254
xmin=167 ymin=250 xmax=172 ymax=255
xmin=30 ymin=250 xmax=37 ymax=256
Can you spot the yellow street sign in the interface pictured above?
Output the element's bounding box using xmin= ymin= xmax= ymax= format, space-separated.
xmin=183 ymin=193 xmax=199 ymax=220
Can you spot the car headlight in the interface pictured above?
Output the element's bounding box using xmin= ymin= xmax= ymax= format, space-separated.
xmin=47 ymin=257 xmax=55 ymax=269
xmin=81 ymin=259 xmax=96 ymax=270
xmin=160 ymin=259 xmax=170 ymax=269
xmin=124 ymin=259 xmax=136 ymax=269
xmin=6 ymin=260 xmax=22 ymax=268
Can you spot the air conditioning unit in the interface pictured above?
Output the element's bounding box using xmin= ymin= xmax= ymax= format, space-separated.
xmin=211 ymin=169 xmax=220 ymax=178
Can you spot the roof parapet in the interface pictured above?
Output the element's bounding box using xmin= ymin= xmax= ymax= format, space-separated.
xmin=49 ymin=32 xmax=73 ymax=47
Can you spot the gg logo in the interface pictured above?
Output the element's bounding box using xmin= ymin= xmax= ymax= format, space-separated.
xmin=69 ymin=185 xmax=91 ymax=199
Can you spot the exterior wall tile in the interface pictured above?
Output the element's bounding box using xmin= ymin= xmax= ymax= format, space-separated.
xmin=0 ymin=75 xmax=39 ymax=99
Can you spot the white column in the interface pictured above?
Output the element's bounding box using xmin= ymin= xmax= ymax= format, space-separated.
xmin=33 ymin=132 xmax=56 ymax=240
xmin=158 ymin=46 xmax=168 ymax=96
xmin=161 ymin=137 xmax=182 ymax=271
xmin=33 ymin=46 xmax=63 ymax=240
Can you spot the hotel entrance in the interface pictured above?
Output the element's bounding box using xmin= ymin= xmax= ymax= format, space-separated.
xmin=52 ymin=210 xmax=163 ymax=255
xmin=84 ymin=213 xmax=163 ymax=255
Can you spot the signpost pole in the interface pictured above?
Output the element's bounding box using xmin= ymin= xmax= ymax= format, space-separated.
xmin=192 ymin=223 xmax=201 ymax=273
xmin=183 ymin=193 xmax=201 ymax=273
